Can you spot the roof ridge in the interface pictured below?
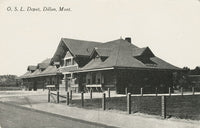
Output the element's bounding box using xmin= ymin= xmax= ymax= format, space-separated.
xmin=114 ymin=40 xmax=122 ymax=67
xmin=62 ymin=37 xmax=102 ymax=44
xmin=61 ymin=39 xmax=76 ymax=56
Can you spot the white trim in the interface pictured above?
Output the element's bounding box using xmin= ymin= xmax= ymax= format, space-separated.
xmin=73 ymin=67 xmax=114 ymax=73
xmin=86 ymin=84 xmax=102 ymax=87
xmin=62 ymin=72 xmax=72 ymax=75
xmin=60 ymin=64 xmax=78 ymax=68
xmin=64 ymin=57 xmax=73 ymax=60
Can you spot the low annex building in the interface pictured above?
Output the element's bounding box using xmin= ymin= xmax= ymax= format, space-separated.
xmin=19 ymin=37 xmax=180 ymax=94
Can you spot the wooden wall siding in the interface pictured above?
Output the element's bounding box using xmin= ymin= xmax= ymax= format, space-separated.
xmin=190 ymin=76 xmax=200 ymax=88
xmin=65 ymin=51 xmax=73 ymax=58
xmin=85 ymin=72 xmax=102 ymax=85
xmin=116 ymin=69 xmax=174 ymax=94
xmin=103 ymin=70 xmax=116 ymax=89
xmin=22 ymin=75 xmax=61 ymax=90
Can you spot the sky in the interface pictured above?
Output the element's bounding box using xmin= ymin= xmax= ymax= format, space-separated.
xmin=0 ymin=0 xmax=200 ymax=76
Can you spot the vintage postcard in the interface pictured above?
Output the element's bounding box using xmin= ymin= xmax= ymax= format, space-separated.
xmin=0 ymin=0 xmax=200 ymax=128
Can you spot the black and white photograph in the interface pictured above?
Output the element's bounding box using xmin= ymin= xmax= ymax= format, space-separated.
xmin=0 ymin=0 xmax=200 ymax=128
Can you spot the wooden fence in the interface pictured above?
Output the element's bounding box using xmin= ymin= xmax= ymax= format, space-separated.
xmin=48 ymin=87 xmax=200 ymax=120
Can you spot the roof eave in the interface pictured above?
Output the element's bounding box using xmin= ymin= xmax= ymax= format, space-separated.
xmin=72 ymin=67 xmax=114 ymax=73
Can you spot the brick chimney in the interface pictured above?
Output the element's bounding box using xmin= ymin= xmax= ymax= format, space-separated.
xmin=125 ymin=37 xmax=131 ymax=43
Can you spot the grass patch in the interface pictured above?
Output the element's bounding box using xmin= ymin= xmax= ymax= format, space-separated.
xmin=68 ymin=95 xmax=200 ymax=120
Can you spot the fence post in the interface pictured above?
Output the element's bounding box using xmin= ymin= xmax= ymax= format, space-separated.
xmin=48 ymin=89 xmax=50 ymax=102
xmin=66 ymin=91 xmax=69 ymax=105
xmin=102 ymin=93 xmax=106 ymax=110
xmin=161 ymin=96 xmax=166 ymax=119
xmin=181 ymin=87 xmax=183 ymax=96
xmin=81 ymin=92 xmax=84 ymax=107
xmin=90 ymin=88 xmax=93 ymax=100
xmin=108 ymin=88 xmax=110 ymax=98
xmin=57 ymin=90 xmax=59 ymax=103
xmin=141 ymin=88 xmax=143 ymax=96
xmin=155 ymin=87 xmax=158 ymax=96
xmin=127 ymin=93 xmax=131 ymax=114
xmin=192 ymin=87 xmax=195 ymax=95
xmin=125 ymin=88 xmax=128 ymax=95
xmin=70 ymin=90 xmax=72 ymax=100
xmin=169 ymin=87 xmax=171 ymax=96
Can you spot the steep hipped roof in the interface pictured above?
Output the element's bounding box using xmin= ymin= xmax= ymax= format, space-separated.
xmin=75 ymin=39 xmax=180 ymax=72
xmin=19 ymin=58 xmax=60 ymax=79
xmin=18 ymin=71 xmax=32 ymax=79
xmin=37 ymin=58 xmax=51 ymax=69
xmin=36 ymin=66 xmax=60 ymax=77
xmin=52 ymin=38 xmax=101 ymax=60
xmin=90 ymin=48 xmax=111 ymax=58
xmin=28 ymin=69 xmax=41 ymax=77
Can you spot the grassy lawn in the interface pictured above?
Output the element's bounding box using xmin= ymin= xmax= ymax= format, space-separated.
xmin=67 ymin=95 xmax=200 ymax=120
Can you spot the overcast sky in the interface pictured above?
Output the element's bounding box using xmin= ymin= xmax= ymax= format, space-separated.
xmin=0 ymin=0 xmax=200 ymax=76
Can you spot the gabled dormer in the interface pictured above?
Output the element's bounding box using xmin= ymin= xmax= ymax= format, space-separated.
xmin=90 ymin=47 xmax=111 ymax=62
xmin=134 ymin=47 xmax=157 ymax=66
xmin=63 ymin=51 xmax=78 ymax=67
xmin=27 ymin=66 xmax=37 ymax=73
xmin=37 ymin=63 xmax=49 ymax=72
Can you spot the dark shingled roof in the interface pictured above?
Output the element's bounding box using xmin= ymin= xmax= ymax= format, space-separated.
xmin=91 ymin=48 xmax=111 ymax=57
xmin=36 ymin=66 xmax=61 ymax=77
xmin=18 ymin=71 xmax=32 ymax=79
xmin=74 ymin=39 xmax=180 ymax=72
xmin=20 ymin=38 xmax=180 ymax=78
xmin=37 ymin=58 xmax=51 ymax=69
xmin=19 ymin=58 xmax=59 ymax=79
xmin=61 ymin=38 xmax=101 ymax=56
xmin=52 ymin=38 xmax=102 ymax=62
xmin=37 ymin=63 xmax=49 ymax=69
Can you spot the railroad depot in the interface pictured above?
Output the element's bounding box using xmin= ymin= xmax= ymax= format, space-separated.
xmin=19 ymin=37 xmax=180 ymax=94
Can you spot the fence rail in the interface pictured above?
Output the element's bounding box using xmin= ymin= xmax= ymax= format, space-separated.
xmin=47 ymin=87 xmax=200 ymax=120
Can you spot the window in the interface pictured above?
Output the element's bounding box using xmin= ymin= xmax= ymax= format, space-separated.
xmin=72 ymin=58 xmax=75 ymax=65
xmin=92 ymin=73 xmax=96 ymax=84
xmin=88 ymin=79 xmax=91 ymax=84
xmin=65 ymin=59 xmax=71 ymax=66
xmin=83 ymin=75 xmax=86 ymax=83
xmin=97 ymin=79 xmax=100 ymax=84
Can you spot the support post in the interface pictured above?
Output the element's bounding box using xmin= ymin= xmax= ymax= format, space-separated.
xmin=141 ymin=88 xmax=143 ymax=96
xmin=108 ymin=88 xmax=110 ymax=98
xmin=90 ymin=88 xmax=93 ymax=100
xmin=161 ymin=96 xmax=166 ymax=119
xmin=66 ymin=91 xmax=69 ymax=105
xmin=192 ymin=87 xmax=195 ymax=95
xmin=127 ymin=93 xmax=131 ymax=114
xmin=169 ymin=87 xmax=171 ymax=96
xmin=125 ymin=88 xmax=128 ymax=95
xmin=102 ymin=93 xmax=106 ymax=110
xmin=81 ymin=92 xmax=84 ymax=107
xmin=70 ymin=90 xmax=72 ymax=100
xmin=155 ymin=87 xmax=158 ymax=96
xmin=48 ymin=89 xmax=50 ymax=102
xmin=57 ymin=90 xmax=59 ymax=103
xmin=181 ymin=87 xmax=183 ymax=96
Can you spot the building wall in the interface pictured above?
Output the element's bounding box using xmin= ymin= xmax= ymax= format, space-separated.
xmin=116 ymin=69 xmax=174 ymax=94
xmin=189 ymin=75 xmax=200 ymax=91
xmin=22 ymin=75 xmax=61 ymax=91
